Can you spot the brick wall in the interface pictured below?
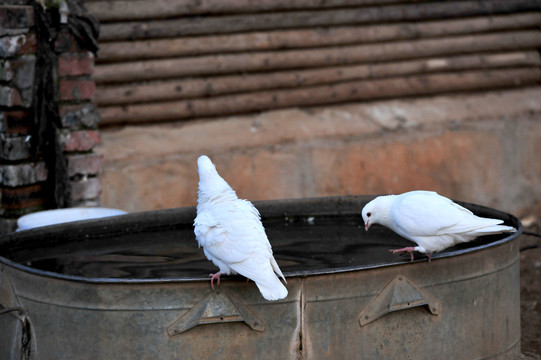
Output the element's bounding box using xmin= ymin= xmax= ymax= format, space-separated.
xmin=0 ymin=3 xmax=101 ymax=233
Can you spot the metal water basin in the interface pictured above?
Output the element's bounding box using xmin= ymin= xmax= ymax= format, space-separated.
xmin=0 ymin=196 xmax=522 ymax=359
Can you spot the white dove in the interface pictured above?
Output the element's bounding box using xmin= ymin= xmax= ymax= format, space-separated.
xmin=361 ymin=190 xmax=516 ymax=262
xmin=193 ymin=155 xmax=288 ymax=301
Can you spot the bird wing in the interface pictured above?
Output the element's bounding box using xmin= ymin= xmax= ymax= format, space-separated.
xmin=195 ymin=199 xmax=275 ymax=274
xmin=391 ymin=191 xmax=477 ymax=237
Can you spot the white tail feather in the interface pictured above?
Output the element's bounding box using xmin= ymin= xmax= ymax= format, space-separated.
xmin=230 ymin=258 xmax=288 ymax=301
xmin=255 ymin=279 xmax=288 ymax=301
xmin=472 ymin=224 xmax=516 ymax=236
xmin=271 ymin=257 xmax=287 ymax=283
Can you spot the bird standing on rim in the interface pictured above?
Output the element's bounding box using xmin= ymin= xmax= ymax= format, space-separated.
xmin=194 ymin=155 xmax=288 ymax=301
xmin=361 ymin=190 xmax=516 ymax=262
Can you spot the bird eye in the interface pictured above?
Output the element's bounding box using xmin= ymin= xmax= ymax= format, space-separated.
xmin=367 ymin=212 xmax=372 ymax=217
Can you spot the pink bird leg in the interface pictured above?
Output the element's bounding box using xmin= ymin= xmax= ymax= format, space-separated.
xmin=389 ymin=247 xmax=432 ymax=262
xmin=389 ymin=247 xmax=416 ymax=262
xmin=209 ymin=271 xmax=222 ymax=289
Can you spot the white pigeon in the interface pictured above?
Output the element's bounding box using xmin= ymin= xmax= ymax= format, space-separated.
xmin=361 ymin=190 xmax=516 ymax=262
xmin=193 ymin=155 xmax=288 ymax=301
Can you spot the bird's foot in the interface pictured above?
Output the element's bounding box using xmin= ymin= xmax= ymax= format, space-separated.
xmin=389 ymin=247 xmax=417 ymax=262
xmin=209 ymin=271 xmax=222 ymax=289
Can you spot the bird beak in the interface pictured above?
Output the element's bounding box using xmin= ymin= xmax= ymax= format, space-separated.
xmin=364 ymin=221 xmax=370 ymax=231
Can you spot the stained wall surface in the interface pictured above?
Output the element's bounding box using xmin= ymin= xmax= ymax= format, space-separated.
xmin=98 ymin=87 xmax=541 ymax=218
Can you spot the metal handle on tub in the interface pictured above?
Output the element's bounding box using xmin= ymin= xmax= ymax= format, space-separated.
xmin=358 ymin=275 xmax=441 ymax=326
xmin=167 ymin=287 xmax=266 ymax=336
xmin=0 ymin=266 xmax=36 ymax=359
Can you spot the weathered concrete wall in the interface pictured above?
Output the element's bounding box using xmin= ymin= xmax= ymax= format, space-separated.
xmin=98 ymin=87 xmax=541 ymax=218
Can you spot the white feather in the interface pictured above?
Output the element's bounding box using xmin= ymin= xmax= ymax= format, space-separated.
xmin=194 ymin=155 xmax=287 ymax=301
xmin=361 ymin=190 xmax=516 ymax=255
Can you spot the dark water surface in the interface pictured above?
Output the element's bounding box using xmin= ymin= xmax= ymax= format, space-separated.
xmin=0 ymin=214 xmax=509 ymax=281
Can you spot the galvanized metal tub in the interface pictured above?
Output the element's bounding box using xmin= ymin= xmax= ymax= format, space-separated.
xmin=0 ymin=196 xmax=522 ymax=359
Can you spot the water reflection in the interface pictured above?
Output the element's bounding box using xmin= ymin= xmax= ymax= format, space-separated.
xmin=5 ymin=215 xmax=505 ymax=280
